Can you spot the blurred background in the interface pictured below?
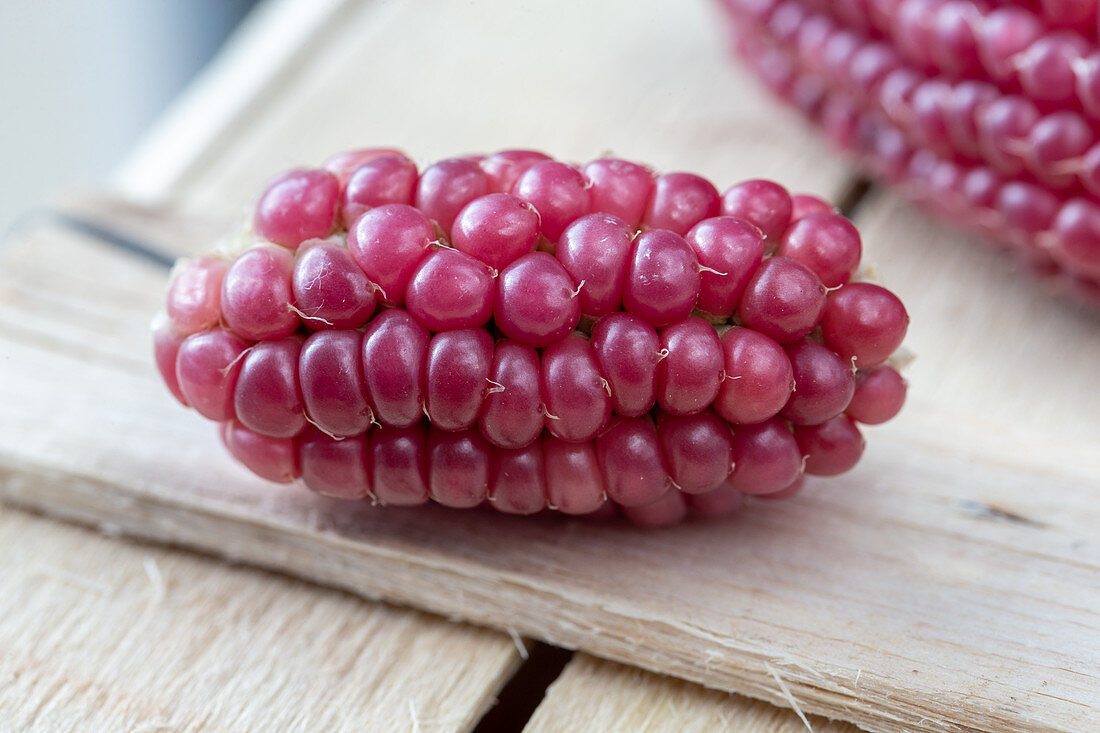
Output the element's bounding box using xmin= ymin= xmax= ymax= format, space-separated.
xmin=0 ymin=1 xmax=257 ymax=233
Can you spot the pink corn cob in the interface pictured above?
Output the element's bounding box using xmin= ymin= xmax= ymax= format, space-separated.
xmin=153 ymin=149 xmax=909 ymax=525
xmin=720 ymin=0 xmax=1100 ymax=304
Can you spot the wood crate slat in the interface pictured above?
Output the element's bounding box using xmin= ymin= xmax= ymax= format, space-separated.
xmin=113 ymin=0 xmax=856 ymax=232
xmin=524 ymin=654 xmax=859 ymax=733
xmin=0 ymin=511 xmax=520 ymax=733
xmin=2 ymin=222 xmax=1097 ymax=733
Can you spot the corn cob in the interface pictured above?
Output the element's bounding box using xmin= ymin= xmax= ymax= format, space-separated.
xmin=154 ymin=149 xmax=909 ymax=525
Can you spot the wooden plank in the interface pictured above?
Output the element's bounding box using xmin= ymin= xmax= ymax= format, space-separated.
xmin=525 ymin=654 xmax=859 ymax=733
xmin=0 ymin=510 xmax=521 ymax=732
xmin=2 ymin=220 xmax=1097 ymax=733
xmin=113 ymin=0 xmax=856 ymax=228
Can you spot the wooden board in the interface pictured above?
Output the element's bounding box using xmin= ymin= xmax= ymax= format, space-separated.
xmin=525 ymin=654 xmax=858 ymax=733
xmin=6 ymin=0 xmax=1098 ymax=729
xmin=0 ymin=510 xmax=520 ymax=732
xmin=7 ymin=0 xmax=868 ymax=727
xmin=2 ymin=211 xmax=1098 ymax=733
xmin=113 ymin=0 xmax=855 ymax=226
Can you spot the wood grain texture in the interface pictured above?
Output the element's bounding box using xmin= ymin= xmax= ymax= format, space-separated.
xmin=113 ymin=0 xmax=855 ymax=227
xmin=11 ymin=0 xmax=1099 ymax=729
xmin=1 ymin=217 xmax=1097 ymax=733
xmin=0 ymin=509 xmax=520 ymax=732
xmin=525 ymin=654 xmax=859 ymax=733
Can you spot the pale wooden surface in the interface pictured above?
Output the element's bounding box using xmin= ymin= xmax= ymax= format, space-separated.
xmin=0 ymin=510 xmax=520 ymax=732
xmin=114 ymin=0 xmax=854 ymax=224
xmin=525 ymin=654 xmax=859 ymax=733
xmin=3 ymin=0 xmax=1098 ymax=730
xmin=2 ymin=217 xmax=1097 ymax=733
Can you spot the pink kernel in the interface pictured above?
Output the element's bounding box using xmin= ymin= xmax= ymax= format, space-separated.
xmin=221 ymin=246 xmax=299 ymax=341
xmin=428 ymin=428 xmax=490 ymax=508
xmin=714 ymin=327 xmax=794 ymax=425
xmin=848 ymin=42 xmax=901 ymax=102
xmin=978 ymin=8 xmax=1043 ymax=83
xmin=480 ymin=150 xmax=553 ymax=194
xmin=405 ymin=248 xmax=495 ymax=331
xmin=556 ymin=213 xmax=635 ymax=317
xmin=931 ymin=1 xmax=981 ymax=76
xmin=222 ymin=421 xmax=299 ymax=483
xmin=622 ymin=229 xmax=701 ymax=328
xmin=777 ymin=213 xmax=862 ymax=288
xmin=685 ymin=216 xmax=766 ymax=319
xmin=789 ymin=193 xmax=834 ymax=221
xmin=361 ymin=309 xmax=430 ymax=428
xmin=945 ymin=81 xmax=998 ymax=160
xmin=657 ymin=410 xmax=734 ymax=494
xmin=643 ymin=172 xmax=720 ymax=236
xmin=1076 ymin=52 xmax=1100 ymax=119
xmin=541 ymin=334 xmax=611 ymax=443
xmin=1027 ymin=112 xmax=1092 ymax=190
xmin=166 ymin=256 xmax=228 ymax=334
xmin=254 ymin=168 xmax=340 ymax=250
xmin=621 ymin=490 xmax=688 ymax=527
xmin=153 ymin=323 xmax=188 ymax=406
xmin=996 ymin=182 xmax=1060 ymax=238
xmin=451 ymin=193 xmax=540 ymax=271
xmin=1017 ymin=34 xmax=1088 ymax=107
xmin=233 ymin=336 xmax=306 ymax=439
xmin=1051 ymin=200 xmax=1100 ymax=278
xmin=489 ymin=443 xmax=547 ymax=515
xmin=583 ymin=158 xmax=654 ymax=227
xmin=590 ymin=312 xmax=660 ymax=418
xmin=780 ymin=339 xmax=856 ymax=426
xmin=909 ymin=81 xmax=952 ymax=155
xmin=513 ymin=161 xmax=591 ymax=242
xmin=1079 ymin=144 xmax=1100 ymax=198
xmin=846 ymin=365 xmax=907 ymax=425
xmin=341 ymin=153 xmax=419 ymax=228
xmin=821 ymin=282 xmax=909 ymax=369
xmin=292 ymin=241 xmax=377 ymax=329
xmin=544 ymin=437 xmax=606 ymax=515
xmin=657 ymin=317 xmax=724 ymax=416
xmin=370 ymin=423 xmax=430 ymax=507
xmin=738 ymin=257 xmax=826 ymax=344
xmin=299 ymin=330 xmax=372 ymax=438
xmin=750 ymin=476 xmax=801 ymax=503
xmin=348 ymin=203 xmax=434 ymax=307
xmin=727 ymin=418 xmax=802 ymax=495
xmin=300 ymin=431 xmax=371 ymax=500
xmin=323 ymin=147 xmax=405 ymax=184
xmin=424 ymin=329 xmax=494 ymax=432
xmin=977 ymin=97 xmax=1039 ymax=177
xmin=878 ymin=68 xmax=921 ymax=130
xmin=795 ymin=416 xmax=865 ymax=476
xmin=721 ymin=179 xmax=793 ymax=242
xmin=176 ymin=328 xmax=251 ymax=422
xmin=479 ymin=340 xmax=543 ymax=449
xmin=596 ymin=416 xmax=672 ymax=508
xmin=415 ymin=158 xmax=490 ymax=235
xmin=892 ymin=0 xmax=944 ymax=68
xmin=687 ymin=479 xmax=744 ymax=518
xmin=495 ymin=252 xmax=580 ymax=346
